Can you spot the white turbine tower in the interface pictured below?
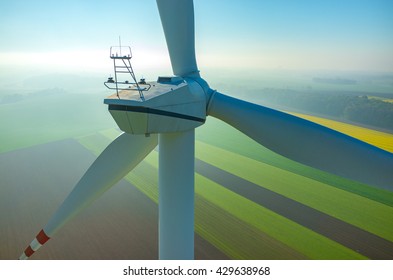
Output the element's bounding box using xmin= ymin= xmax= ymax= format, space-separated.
xmin=20 ymin=0 xmax=393 ymax=260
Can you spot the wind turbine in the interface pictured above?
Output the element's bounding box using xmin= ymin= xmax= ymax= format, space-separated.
xmin=20 ymin=0 xmax=393 ymax=260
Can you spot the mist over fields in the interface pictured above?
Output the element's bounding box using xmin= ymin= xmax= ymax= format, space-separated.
xmin=207 ymin=70 xmax=393 ymax=132
xmin=1 ymin=68 xmax=393 ymax=260
xmin=1 ymin=68 xmax=393 ymax=153
xmin=0 ymin=67 xmax=391 ymax=156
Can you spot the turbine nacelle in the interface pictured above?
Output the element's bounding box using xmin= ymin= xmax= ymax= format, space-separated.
xmin=104 ymin=76 xmax=207 ymax=134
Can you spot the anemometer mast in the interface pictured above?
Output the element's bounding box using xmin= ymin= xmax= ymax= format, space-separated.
xmin=104 ymin=44 xmax=151 ymax=100
xmin=103 ymin=42 xmax=206 ymax=136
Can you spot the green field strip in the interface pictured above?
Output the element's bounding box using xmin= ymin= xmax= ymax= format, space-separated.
xmin=124 ymin=158 xmax=159 ymax=204
xmin=76 ymin=130 xmax=159 ymax=203
xmin=98 ymin=128 xmax=123 ymax=140
xmin=0 ymin=124 xmax=80 ymax=154
xmin=197 ymin=118 xmax=393 ymax=207
xmin=76 ymin=133 xmax=113 ymax=155
xmin=194 ymin=195 xmax=307 ymax=259
xmin=0 ymin=94 xmax=114 ymax=154
xmin=195 ymin=141 xmax=393 ymax=243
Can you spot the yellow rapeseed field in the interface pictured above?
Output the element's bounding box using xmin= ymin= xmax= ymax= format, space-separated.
xmin=290 ymin=112 xmax=393 ymax=153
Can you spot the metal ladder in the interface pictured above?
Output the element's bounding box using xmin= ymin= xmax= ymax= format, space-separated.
xmin=104 ymin=45 xmax=150 ymax=100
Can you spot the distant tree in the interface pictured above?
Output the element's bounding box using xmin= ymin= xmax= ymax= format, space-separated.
xmin=0 ymin=94 xmax=25 ymax=104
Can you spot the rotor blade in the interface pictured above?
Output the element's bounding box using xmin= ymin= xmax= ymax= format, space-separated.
xmin=156 ymin=0 xmax=199 ymax=77
xmin=19 ymin=133 xmax=158 ymax=260
xmin=208 ymin=92 xmax=393 ymax=191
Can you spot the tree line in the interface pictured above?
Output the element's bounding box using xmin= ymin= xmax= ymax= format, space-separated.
xmin=256 ymin=89 xmax=393 ymax=132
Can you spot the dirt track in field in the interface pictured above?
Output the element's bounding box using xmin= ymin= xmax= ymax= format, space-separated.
xmin=0 ymin=139 xmax=227 ymax=260
xmin=196 ymin=159 xmax=393 ymax=260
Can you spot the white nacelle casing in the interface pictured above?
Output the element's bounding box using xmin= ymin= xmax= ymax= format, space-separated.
xmin=104 ymin=77 xmax=206 ymax=134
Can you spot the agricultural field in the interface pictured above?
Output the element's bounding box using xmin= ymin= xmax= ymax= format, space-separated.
xmin=0 ymin=92 xmax=114 ymax=153
xmin=289 ymin=112 xmax=393 ymax=153
xmin=75 ymin=114 xmax=393 ymax=259
xmin=1 ymin=94 xmax=393 ymax=259
xmin=368 ymin=96 xmax=393 ymax=104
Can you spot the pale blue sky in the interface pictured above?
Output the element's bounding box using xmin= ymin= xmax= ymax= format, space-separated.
xmin=1 ymin=0 xmax=392 ymax=73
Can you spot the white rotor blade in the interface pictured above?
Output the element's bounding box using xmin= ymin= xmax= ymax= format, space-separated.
xmin=208 ymin=92 xmax=393 ymax=191
xmin=19 ymin=133 xmax=158 ymax=259
xmin=156 ymin=0 xmax=199 ymax=77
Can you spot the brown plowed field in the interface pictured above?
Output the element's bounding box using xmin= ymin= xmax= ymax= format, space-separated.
xmin=0 ymin=139 xmax=227 ymax=259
